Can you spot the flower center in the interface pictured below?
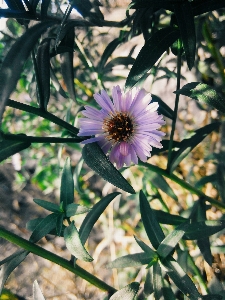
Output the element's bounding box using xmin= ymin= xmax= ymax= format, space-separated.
xmin=103 ymin=112 xmax=134 ymax=142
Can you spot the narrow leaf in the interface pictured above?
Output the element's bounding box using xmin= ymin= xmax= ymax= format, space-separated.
xmin=0 ymin=21 xmax=55 ymax=126
xmin=104 ymin=57 xmax=135 ymax=72
xmin=41 ymin=0 xmax=50 ymax=19
xmin=144 ymin=267 xmax=154 ymax=296
xmin=66 ymin=203 xmax=91 ymax=217
xmin=79 ymin=192 xmax=120 ymax=244
xmin=154 ymin=210 xmax=187 ymax=225
xmin=107 ymin=252 xmax=153 ymax=269
xmin=125 ymin=27 xmax=180 ymax=89
xmin=175 ymin=82 xmax=225 ymax=113
xmin=60 ymin=157 xmax=74 ymax=210
xmin=64 ymin=222 xmax=93 ymax=262
xmin=33 ymin=199 xmax=60 ymax=213
xmin=153 ymin=263 xmax=164 ymax=300
xmin=192 ymin=0 xmax=225 ymax=16
xmin=33 ymin=280 xmax=45 ymax=300
xmin=109 ymin=282 xmax=140 ymax=300
xmin=134 ymin=236 xmax=155 ymax=255
xmin=151 ymin=94 xmax=174 ymax=120
xmin=82 ymin=143 xmax=135 ymax=194
xmin=139 ymin=190 xmax=165 ymax=249
xmin=169 ymin=122 xmax=221 ymax=172
xmin=0 ymin=139 xmax=30 ymax=163
xmin=98 ymin=38 xmax=121 ymax=71
xmin=174 ymin=2 xmax=196 ymax=70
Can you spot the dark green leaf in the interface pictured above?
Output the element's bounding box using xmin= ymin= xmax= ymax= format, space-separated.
xmin=29 ymin=213 xmax=58 ymax=243
xmin=33 ymin=280 xmax=45 ymax=300
xmin=134 ymin=236 xmax=155 ymax=255
xmin=107 ymin=252 xmax=154 ymax=269
xmin=33 ymin=199 xmax=60 ymax=213
xmin=151 ymin=94 xmax=174 ymax=120
xmin=153 ymin=263 xmax=164 ymax=300
xmin=66 ymin=203 xmax=91 ymax=217
xmin=162 ymin=256 xmax=201 ymax=300
xmin=4 ymin=0 xmax=25 ymax=10
xmin=0 ymin=138 xmax=30 ymax=163
xmin=125 ymin=27 xmax=180 ymax=89
xmin=139 ymin=190 xmax=165 ymax=249
xmin=157 ymin=223 xmax=190 ymax=258
xmin=147 ymin=171 xmax=178 ymax=202
xmin=169 ymin=122 xmax=221 ymax=172
xmin=56 ymin=213 xmax=64 ymax=236
xmin=41 ymin=0 xmax=50 ymax=19
xmin=195 ymin=174 xmax=217 ymax=189
xmin=60 ymin=157 xmax=74 ymax=210
xmin=104 ymin=57 xmax=135 ymax=72
xmin=0 ymin=21 xmax=55 ymax=126
xmin=79 ymin=192 xmax=120 ymax=244
xmin=144 ymin=267 xmax=154 ymax=296
xmin=216 ymin=163 xmax=225 ymax=203
xmin=109 ymin=282 xmax=140 ymax=300
xmin=0 ymin=9 xmax=33 ymax=19
xmin=82 ymin=143 xmax=135 ymax=194
xmin=202 ymin=295 xmax=223 ymax=300
xmin=154 ymin=210 xmax=187 ymax=225
xmin=192 ymin=0 xmax=225 ymax=16
xmin=0 ymin=250 xmax=28 ymax=293
xmin=175 ymin=82 xmax=225 ymax=113
xmin=183 ymin=220 xmax=225 ymax=240
xmin=64 ymin=222 xmax=93 ymax=262
xmin=36 ymin=39 xmax=51 ymax=110
xmin=98 ymin=38 xmax=122 ymax=71
xmin=74 ymin=158 xmax=84 ymax=194
xmin=174 ymin=2 xmax=196 ymax=70
xmin=162 ymin=278 xmax=176 ymax=300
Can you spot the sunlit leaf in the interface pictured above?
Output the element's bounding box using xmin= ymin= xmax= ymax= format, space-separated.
xmin=82 ymin=143 xmax=135 ymax=194
xmin=33 ymin=280 xmax=45 ymax=300
xmin=107 ymin=252 xmax=153 ymax=269
xmin=66 ymin=203 xmax=91 ymax=217
xmin=109 ymin=282 xmax=140 ymax=300
xmin=153 ymin=263 xmax=163 ymax=300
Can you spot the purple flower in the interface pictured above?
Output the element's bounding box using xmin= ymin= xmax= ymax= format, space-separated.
xmin=78 ymin=86 xmax=165 ymax=169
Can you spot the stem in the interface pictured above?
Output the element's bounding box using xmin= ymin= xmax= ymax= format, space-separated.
xmin=6 ymin=99 xmax=79 ymax=136
xmin=140 ymin=162 xmax=225 ymax=210
xmin=3 ymin=133 xmax=82 ymax=144
xmin=0 ymin=226 xmax=116 ymax=295
xmin=167 ymin=39 xmax=182 ymax=170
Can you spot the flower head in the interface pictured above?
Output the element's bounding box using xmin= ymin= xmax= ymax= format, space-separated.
xmin=78 ymin=86 xmax=165 ymax=169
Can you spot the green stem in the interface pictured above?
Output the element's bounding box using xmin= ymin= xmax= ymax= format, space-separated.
xmin=3 ymin=133 xmax=82 ymax=143
xmin=140 ymin=162 xmax=225 ymax=210
xmin=167 ymin=39 xmax=182 ymax=170
xmin=0 ymin=226 xmax=116 ymax=295
xmin=6 ymin=99 xmax=79 ymax=136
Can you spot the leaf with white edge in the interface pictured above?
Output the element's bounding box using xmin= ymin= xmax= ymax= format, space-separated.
xmin=64 ymin=222 xmax=93 ymax=262
xmin=33 ymin=280 xmax=45 ymax=300
xmin=0 ymin=250 xmax=28 ymax=293
xmin=79 ymin=192 xmax=120 ymax=244
xmin=60 ymin=157 xmax=74 ymax=210
xmin=140 ymin=190 xmax=165 ymax=249
xmin=109 ymin=282 xmax=140 ymax=300
xmin=157 ymin=222 xmax=190 ymax=258
xmin=33 ymin=199 xmax=60 ymax=213
xmin=153 ymin=263 xmax=164 ymax=300
xmin=0 ymin=139 xmax=30 ymax=163
xmin=183 ymin=220 xmax=225 ymax=240
xmin=29 ymin=213 xmax=58 ymax=243
xmin=175 ymin=82 xmax=225 ymax=113
xmin=107 ymin=252 xmax=154 ymax=269
xmin=74 ymin=158 xmax=84 ymax=194
xmin=169 ymin=122 xmax=221 ymax=172
xmin=0 ymin=21 xmax=55 ymax=126
xmin=162 ymin=256 xmax=201 ymax=300
xmin=66 ymin=203 xmax=91 ymax=217
xmin=125 ymin=27 xmax=180 ymax=89
xmin=144 ymin=267 xmax=154 ymax=296
xmin=82 ymin=143 xmax=135 ymax=194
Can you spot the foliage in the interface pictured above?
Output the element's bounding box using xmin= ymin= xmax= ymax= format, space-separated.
xmin=0 ymin=0 xmax=225 ymax=299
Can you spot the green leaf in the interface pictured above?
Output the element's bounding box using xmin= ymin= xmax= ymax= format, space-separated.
xmin=74 ymin=158 xmax=84 ymax=194
xmin=29 ymin=213 xmax=58 ymax=243
xmin=192 ymin=0 xmax=225 ymax=16
xmin=125 ymin=27 xmax=180 ymax=89
xmin=157 ymin=223 xmax=190 ymax=258
xmin=134 ymin=236 xmax=155 ymax=255
xmin=64 ymin=222 xmax=93 ymax=262
xmin=162 ymin=256 xmax=201 ymax=300
xmin=175 ymin=82 xmax=225 ymax=113
xmin=151 ymin=94 xmax=174 ymax=120
xmin=33 ymin=280 xmax=45 ymax=300
xmin=66 ymin=203 xmax=91 ymax=217
xmin=79 ymin=192 xmax=120 ymax=244
xmin=33 ymin=199 xmax=60 ymax=213
xmin=60 ymin=157 xmax=74 ymax=210
xmin=147 ymin=171 xmax=178 ymax=202
xmin=0 ymin=250 xmax=28 ymax=293
xmin=216 ymin=163 xmax=225 ymax=203
xmin=98 ymin=38 xmax=122 ymax=71
xmin=183 ymin=220 xmax=225 ymax=240
xmin=104 ymin=57 xmax=135 ymax=73
xmin=107 ymin=252 xmax=154 ymax=269
xmin=174 ymin=2 xmax=196 ymax=70
xmin=0 ymin=139 xmax=30 ymax=163
xmin=109 ymin=282 xmax=140 ymax=300
xmin=41 ymin=0 xmax=50 ymax=19
xmin=153 ymin=263 xmax=164 ymax=300
xmin=0 ymin=21 xmax=55 ymax=126
xmin=139 ymin=190 xmax=165 ymax=249
xmin=144 ymin=267 xmax=154 ymax=296
xmin=202 ymin=295 xmax=223 ymax=300
xmin=169 ymin=122 xmax=221 ymax=172
xmin=82 ymin=143 xmax=135 ymax=194
xmin=36 ymin=39 xmax=51 ymax=110
xmin=56 ymin=213 xmax=64 ymax=236
xmin=154 ymin=210 xmax=187 ymax=225
xmin=162 ymin=277 xmax=176 ymax=300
